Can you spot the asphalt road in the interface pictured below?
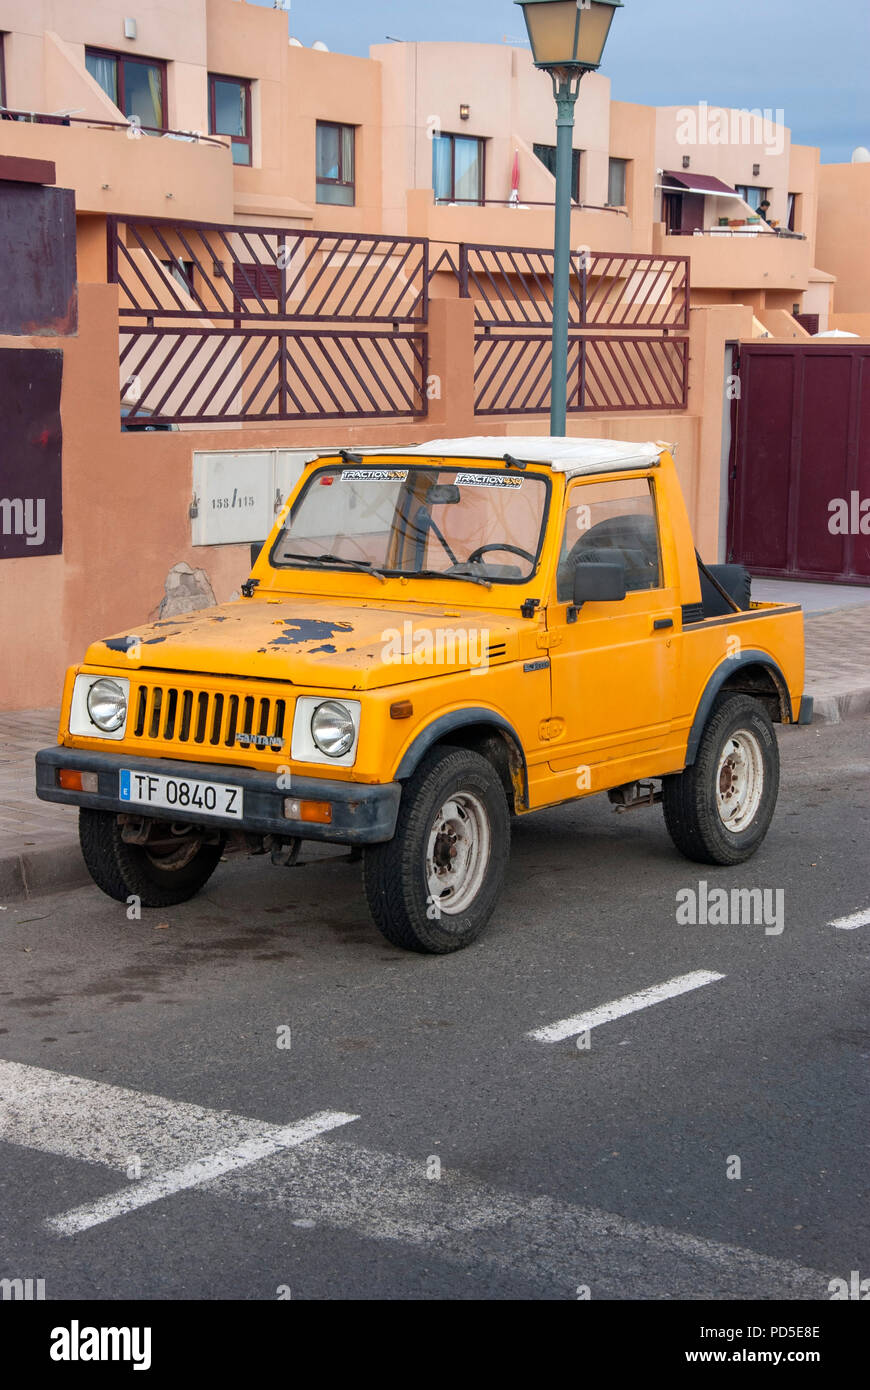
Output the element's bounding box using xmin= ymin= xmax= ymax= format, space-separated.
xmin=1 ymin=716 xmax=868 ymax=1301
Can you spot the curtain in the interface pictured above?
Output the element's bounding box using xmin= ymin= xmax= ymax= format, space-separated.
xmin=85 ymin=52 xmax=118 ymax=106
xmin=146 ymin=65 xmax=162 ymax=128
xmin=341 ymin=125 xmax=354 ymax=184
xmin=432 ymin=135 xmax=453 ymax=202
xmin=454 ymin=136 xmax=482 ymax=203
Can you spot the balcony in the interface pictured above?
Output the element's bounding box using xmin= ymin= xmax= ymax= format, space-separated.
xmin=652 ymin=221 xmax=811 ymax=293
xmin=407 ymin=189 xmax=634 ymax=256
xmin=0 ymin=111 xmax=235 ymax=226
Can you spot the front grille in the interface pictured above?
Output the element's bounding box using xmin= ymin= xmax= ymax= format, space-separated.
xmin=130 ymin=682 xmax=289 ymax=753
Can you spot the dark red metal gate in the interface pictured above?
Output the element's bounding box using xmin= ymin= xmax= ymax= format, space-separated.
xmin=728 ymin=342 xmax=870 ymax=584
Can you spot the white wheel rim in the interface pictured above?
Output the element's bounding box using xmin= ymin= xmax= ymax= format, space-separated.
xmin=716 ymin=730 xmax=764 ymax=833
xmin=425 ymin=791 xmax=491 ymax=917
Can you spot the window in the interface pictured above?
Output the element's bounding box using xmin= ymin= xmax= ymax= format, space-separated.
xmin=608 ymin=157 xmax=627 ymax=207
xmin=0 ymin=33 xmax=6 ymax=108
xmin=273 ymin=465 xmax=549 ymax=584
xmin=209 ymin=74 xmax=252 ymax=166
xmin=533 ymin=143 xmax=581 ymax=202
xmin=557 ymin=479 xmax=660 ymax=603
xmin=734 ymin=184 xmax=768 ymax=212
xmin=432 ymin=133 xmax=485 ymax=205
xmin=233 ymin=263 xmax=281 ymax=304
xmin=85 ymin=47 xmax=167 ymax=129
xmin=161 ymin=259 xmax=195 ymax=295
xmin=787 ymin=192 xmax=800 ymax=232
xmin=316 ymin=122 xmax=355 ymax=205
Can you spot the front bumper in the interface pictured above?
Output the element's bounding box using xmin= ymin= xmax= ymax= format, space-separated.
xmin=35 ymin=747 xmax=401 ymax=846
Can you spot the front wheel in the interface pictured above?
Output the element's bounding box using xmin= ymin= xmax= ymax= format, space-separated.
xmin=79 ymin=809 xmax=225 ymax=908
xmin=362 ymin=746 xmax=510 ymax=953
xmin=662 ymin=693 xmax=780 ymax=865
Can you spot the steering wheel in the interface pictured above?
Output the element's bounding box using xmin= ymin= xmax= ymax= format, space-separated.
xmin=466 ymin=543 xmax=536 ymax=566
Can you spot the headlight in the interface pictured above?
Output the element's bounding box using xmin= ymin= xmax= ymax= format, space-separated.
xmin=310 ymin=700 xmax=355 ymax=758
xmin=86 ymin=678 xmax=127 ymax=732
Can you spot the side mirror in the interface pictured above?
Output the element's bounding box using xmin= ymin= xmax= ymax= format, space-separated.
xmin=572 ymin=560 xmax=626 ymax=606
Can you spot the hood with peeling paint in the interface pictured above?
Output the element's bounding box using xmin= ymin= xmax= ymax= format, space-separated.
xmin=86 ymin=593 xmax=521 ymax=690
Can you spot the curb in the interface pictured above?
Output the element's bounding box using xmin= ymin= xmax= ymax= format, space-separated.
xmin=0 ymin=838 xmax=91 ymax=904
xmin=810 ymin=685 xmax=870 ymax=726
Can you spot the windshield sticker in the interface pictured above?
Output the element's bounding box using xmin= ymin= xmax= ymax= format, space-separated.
xmin=454 ymin=472 xmax=523 ymax=490
xmin=340 ymin=468 xmax=408 ymax=482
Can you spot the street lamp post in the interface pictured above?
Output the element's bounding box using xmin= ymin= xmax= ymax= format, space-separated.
xmin=515 ymin=0 xmax=623 ymax=435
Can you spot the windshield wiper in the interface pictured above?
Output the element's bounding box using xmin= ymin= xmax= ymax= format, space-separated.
xmin=392 ymin=568 xmax=492 ymax=589
xmin=281 ymin=552 xmax=387 ymax=583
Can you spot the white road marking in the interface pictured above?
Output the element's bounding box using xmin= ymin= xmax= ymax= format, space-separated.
xmin=47 ymin=1112 xmax=358 ymax=1236
xmin=0 ymin=1060 xmax=356 ymax=1235
xmin=528 ymin=970 xmax=726 ymax=1043
xmin=0 ymin=1060 xmax=832 ymax=1297
xmin=828 ymin=907 xmax=870 ymax=930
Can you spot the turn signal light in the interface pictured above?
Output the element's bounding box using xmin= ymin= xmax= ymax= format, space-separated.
xmin=283 ymin=798 xmax=332 ymax=824
xmin=57 ymin=769 xmax=99 ymax=792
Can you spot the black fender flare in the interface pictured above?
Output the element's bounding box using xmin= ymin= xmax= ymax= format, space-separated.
xmin=394 ymin=707 xmax=529 ymax=807
xmin=685 ymin=651 xmax=790 ymax=765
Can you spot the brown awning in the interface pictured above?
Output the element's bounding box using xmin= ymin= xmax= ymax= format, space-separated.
xmin=662 ymin=170 xmax=738 ymax=196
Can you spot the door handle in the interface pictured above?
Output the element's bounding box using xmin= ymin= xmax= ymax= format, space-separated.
xmin=653 ymin=618 xmax=674 ymax=630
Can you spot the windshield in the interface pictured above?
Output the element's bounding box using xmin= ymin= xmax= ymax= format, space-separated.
xmin=270 ymin=463 xmax=549 ymax=584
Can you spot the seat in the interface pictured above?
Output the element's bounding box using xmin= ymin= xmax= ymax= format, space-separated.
xmin=558 ymin=513 xmax=659 ymax=601
xmin=698 ymin=563 xmax=751 ymax=617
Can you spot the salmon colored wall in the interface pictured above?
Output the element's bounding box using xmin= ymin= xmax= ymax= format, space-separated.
xmin=787 ymin=143 xmax=819 ymax=261
xmin=816 ymin=164 xmax=870 ymax=313
xmin=687 ymin=302 xmax=754 ymax=558
xmin=830 ymin=313 xmax=870 ymax=336
xmin=609 ymin=101 xmax=656 ymax=252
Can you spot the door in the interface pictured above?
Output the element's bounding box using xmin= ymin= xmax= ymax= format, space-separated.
xmin=728 ymin=343 xmax=870 ymax=582
xmin=545 ymin=475 xmax=681 ymax=789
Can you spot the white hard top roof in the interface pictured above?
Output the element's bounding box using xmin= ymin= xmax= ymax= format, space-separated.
xmin=348 ymin=436 xmax=668 ymax=479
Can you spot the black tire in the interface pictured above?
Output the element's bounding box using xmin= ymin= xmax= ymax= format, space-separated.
xmin=362 ymin=746 xmax=510 ymax=954
xmin=662 ymin=693 xmax=779 ymax=865
xmin=78 ymin=809 xmax=225 ymax=908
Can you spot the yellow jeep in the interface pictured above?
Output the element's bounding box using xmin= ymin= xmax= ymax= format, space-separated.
xmin=36 ymin=438 xmax=812 ymax=953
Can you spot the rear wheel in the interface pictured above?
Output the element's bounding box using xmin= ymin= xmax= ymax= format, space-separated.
xmin=662 ymin=693 xmax=779 ymax=865
xmin=79 ymin=809 xmax=225 ymax=908
xmin=362 ymin=746 xmax=510 ymax=953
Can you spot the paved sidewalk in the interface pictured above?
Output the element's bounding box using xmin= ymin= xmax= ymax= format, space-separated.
xmin=1 ymin=603 xmax=869 ymax=902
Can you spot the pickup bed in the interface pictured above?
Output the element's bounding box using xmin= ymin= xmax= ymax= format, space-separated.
xmin=36 ymin=436 xmax=812 ymax=953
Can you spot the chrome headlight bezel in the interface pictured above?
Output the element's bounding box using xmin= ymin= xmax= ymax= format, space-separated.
xmin=291 ymin=696 xmax=361 ymax=767
xmin=69 ymin=674 xmax=131 ymax=740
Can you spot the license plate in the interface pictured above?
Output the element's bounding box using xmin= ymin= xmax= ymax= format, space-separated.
xmin=119 ymin=770 xmax=244 ymax=819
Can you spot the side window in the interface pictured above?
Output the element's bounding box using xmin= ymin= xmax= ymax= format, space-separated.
xmin=556 ymin=478 xmax=661 ymax=603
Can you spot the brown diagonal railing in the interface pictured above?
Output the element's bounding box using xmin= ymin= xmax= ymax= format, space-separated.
xmin=110 ymin=216 xmax=429 ymax=425
xmin=458 ymin=241 xmax=689 ymax=414
xmin=460 ymin=243 xmax=689 ymax=329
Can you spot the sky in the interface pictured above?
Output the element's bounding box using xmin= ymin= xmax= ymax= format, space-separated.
xmin=249 ymin=0 xmax=869 ymax=163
